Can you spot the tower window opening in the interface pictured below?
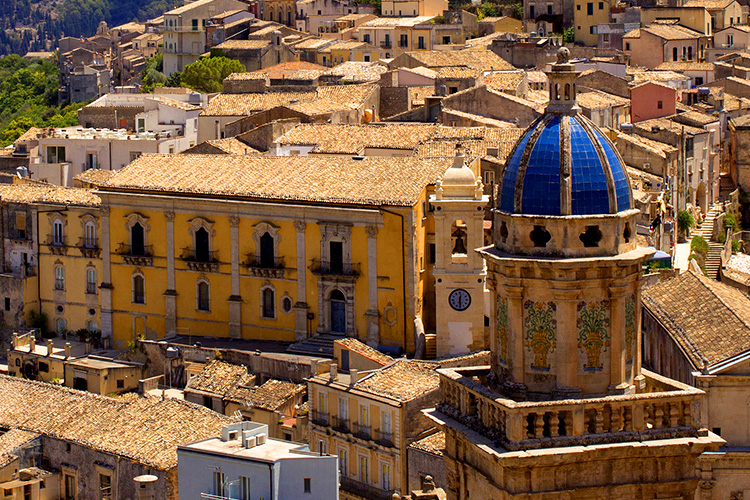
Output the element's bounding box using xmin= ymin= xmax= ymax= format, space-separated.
xmin=530 ymin=226 xmax=551 ymax=247
xmin=579 ymin=225 xmax=603 ymax=247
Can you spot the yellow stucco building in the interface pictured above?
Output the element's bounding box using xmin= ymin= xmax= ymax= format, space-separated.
xmin=91 ymin=153 xmax=486 ymax=355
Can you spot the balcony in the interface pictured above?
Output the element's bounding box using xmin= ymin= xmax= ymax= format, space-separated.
xmin=353 ymin=422 xmax=371 ymax=440
xmin=44 ymin=236 xmax=67 ymax=255
xmin=54 ymin=279 xmax=64 ymax=290
xmin=376 ymin=429 xmax=394 ymax=447
xmin=380 ymin=41 xmax=392 ymax=48
xmin=245 ymin=253 xmax=285 ymax=279
xmin=434 ymin=366 xmax=706 ymax=452
xmin=116 ymin=243 xmax=154 ymax=267
xmin=399 ymin=41 xmax=408 ymax=47
xmin=86 ymin=282 xmax=97 ymax=294
xmin=310 ymin=259 xmax=360 ymax=278
xmin=77 ymin=237 xmax=101 ymax=258
xmin=332 ymin=415 xmax=350 ymax=432
xmin=181 ymin=247 xmax=219 ymax=272
xmin=311 ymin=410 xmax=329 ymax=425
xmin=340 ymin=476 xmax=393 ymax=500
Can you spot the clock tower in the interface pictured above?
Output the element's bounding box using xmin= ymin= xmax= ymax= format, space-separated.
xmin=430 ymin=152 xmax=489 ymax=356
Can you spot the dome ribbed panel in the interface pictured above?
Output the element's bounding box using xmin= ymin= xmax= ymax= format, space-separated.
xmin=499 ymin=127 xmax=533 ymax=213
xmin=592 ymin=128 xmax=631 ymax=212
xmin=520 ymin=116 xmax=561 ymax=215
xmin=570 ymin=116 xmax=610 ymax=215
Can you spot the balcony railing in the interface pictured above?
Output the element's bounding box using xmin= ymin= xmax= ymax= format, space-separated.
xmin=353 ymin=422 xmax=371 ymax=440
xmin=77 ymin=237 xmax=101 ymax=258
xmin=380 ymin=41 xmax=392 ymax=48
xmin=310 ymin=259 xmax=360 ymax=278
xmin=311 ymin=410 xmax=329 ymax=425
xmin=340 ymin=476 xmax=393 ymax=500
xmin=332 ymin=415 xmax=349 ymax=432
xmin=376 ymin=430 xmax=394 ymax=446
xmin=54 ymin=279 xmax=64 ymax=290
xmin=86 ymin=282 xmax=97 ymax=294
xmin=180 ymin=247 xmax=219 ymax=272
xmin=434 ymin=366 xmax=706 ymax=451
xmin=44 ymin=236 xmax=67 ymax=255
xmin=245 ymin=254 xmax=285 ymax=278
xmin=399 ymin=41 xmax=408 ymax=47
xmin=116 ymin=243 xmax=154 ymax=266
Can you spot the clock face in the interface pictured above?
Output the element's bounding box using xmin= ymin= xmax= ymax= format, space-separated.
xmin=448 ymin=289 xmax=471 ymax=311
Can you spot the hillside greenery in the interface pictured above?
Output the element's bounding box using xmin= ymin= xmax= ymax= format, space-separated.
xmin=0 ymin=54 xmax=86 ymax=146
xmin=0 ymin=0 xmax=180 ymax=56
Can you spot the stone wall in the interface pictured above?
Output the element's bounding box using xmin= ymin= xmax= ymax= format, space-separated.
xmin=224 ymin=108 xmax=310 ymax=137
xmin=641 ymin=306 xmax=698 ymax=385
xmin=223 ymin=77 xmax=268 ymax=94
xmin=406 ymin=445 xmax=446 ymax=492
xmin=380 ymin=87 xmax=410 ymax=119
xmin=78 ymin=106 xmax=143 ymax=130
xmin=440 ymin=86 xmax=540 ymax=127
xmin=235 ymin=118 xmax=302 ymax=151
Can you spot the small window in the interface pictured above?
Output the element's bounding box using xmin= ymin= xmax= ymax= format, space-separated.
xmin=587 ymin=2 xmax=593 ymax=14
xmin=429 ymin=243 xmax=436 ymax=264
xmin=53 ymin=219 xmax=64 ymax=245
xmin=304 ymin=478 xmax=311 ymax=493
xmin=87 ymin=268 xmax=97 ymax=294
xmin=657 ymin=100 xmax=663 ymax=109
xmin=133 ymin=275 xmax=145 ymax=304
xmin=197 ymin=281 xmax=210 ymax=311
xmin=55 ymin=266 xmax=65 ymax=290
xmin=3 ymin=298 xmax=9 ymax=311
xmin=577 ymin=4 xmax=581 ymax=9
xmin=713 ymin=427 xmax=721 ymax=435
xmin=598 ymin=1 xmax=603 ymax=8
xmin=282 ymin=296 xmax=293 ymax=313
xmin=625 ymin=42 xmax=630 ymax=50
xmin=116 ymin=379 xmax=124 ymax=389
xmin=39 ymin=361 xmax=49 ymax=373
xmin=262 ymin=287 xmax=275 ymax=318
xmin=99 ymin=473 xmax=112 ymax=500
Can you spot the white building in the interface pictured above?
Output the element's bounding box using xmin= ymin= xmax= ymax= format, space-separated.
xmin=29 ymin=127 xmax=185 ymax=186
xmin=177 ymin=422 xmax=339 ymax=500
xmin=162 ymin=0 xmax=249 ymax=76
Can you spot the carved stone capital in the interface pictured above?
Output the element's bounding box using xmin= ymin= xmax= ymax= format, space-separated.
xmin=294 ymin=220 xmax=306 ymax=232
xmin=365 ymin=224 xmax=379 ymax=237
xmin=164 ymin=211 xmax=175 ymax=222
xmin=229 ymin=215 xmax=240 ymax=227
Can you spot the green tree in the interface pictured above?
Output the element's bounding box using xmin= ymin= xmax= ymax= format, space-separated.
xmin=164 ymin=71 xmax=183 ymax=88
xmin=181 ymin=56 xmax=246 ymax=93
xmin=677 ymin=210 xmax=694 ymax=237
xmin=563 ymin=27 xmax=575 ymax=43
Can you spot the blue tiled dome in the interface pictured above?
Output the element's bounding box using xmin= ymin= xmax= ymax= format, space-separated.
xmin=499 ymin=114 xmax=632 ymax=216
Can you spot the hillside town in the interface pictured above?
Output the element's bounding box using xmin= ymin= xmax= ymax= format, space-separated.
xmin=2 ymin=0 xmax=750 ymax=498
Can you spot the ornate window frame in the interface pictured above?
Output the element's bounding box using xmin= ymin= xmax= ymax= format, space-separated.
xmin=281 ymin=292 xmax=293 ymax=314
xmin=253 ymin=221 xmax=281 ymax=259
xmin=196 ymin=275 xmax=211 ymax=312
xmin=80 ymin=214 xmax=99 ymax=247
xmin=319 ymin=222 xmax=352 ymax=264
xmin=188 ymin=217 xmax=216 ymax=253
xmin=86 ymin=266 xmax=97 ymax=294
xmin=54 ymin=263 xmax=65 ymax=290
xmin=55 ymin=317 xmax=67 ymax=334
xmin=132 ymin=269 xmax=146 ymax=305
xmin=260 ymin=281 xmax=276 ymax=320
xmin=124 ymin=212 xmax=150 ymax=248
xmin=318 ymin=284 xmax=355 ymax=335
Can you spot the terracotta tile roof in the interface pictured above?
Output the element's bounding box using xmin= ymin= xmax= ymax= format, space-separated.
xmin=152 ymin=95 xmax=202 ymax=111
xmin=671 ymin=110 xmax=718 ymax=127
xmin=684 ymin=0 xmax=735 ymax=9
xmin=202 ymin=84 xmax=376 ymax=116
xmin=355 ymin=360 xmax=439 ymax=402
xmin=725 ymin=93 xmax=750 ymax=112
xmin=483 ymin=71 xmax=525 ymax=92
xmin=478 ymin=16 xmax=511 ymax=23
xmin=14 ymin=127 xmax=43 ymax=144
xmin=101 ymin=154 xmax=453 ymax=207
xmin=0 ymin=184 xmax=100 ymax=207
xmin=0 ymin=375 xmax=231 ymax=470
xmin=630 ymin=71 xmax=690 ymax=85
xmin=615 ymin=132 xmax=677 ymax=158
xmin=403 ymin=49 xmax=515 ymax=71
xmin=292 ymin=37 xmax=337 ymax=50
xmin=640 ymin=24 xmax=704 ymax=40
xmin=277 ymin=123 xmax=438 ymax=153
xmin=254 ymin=61 xmax=328 ymax=79
xmin=408 ymin=431 xmax=444 ymax=456
xmin=325 ymin=61 xmax=387 ymax=83
xmin=576 ymin=89 xmax=630 ymax=109
xmin=437 ymin=66 xmax=482 ymax=79
xmin=0 ymin=430 xmax=39 ymax=468
xmin=643 ymin=270 xmax=750 ymax=367
xmin=335 ymin=338 xmax=394 ymax=366
xmin=526 ymin=70 xmax=548 ymax=83
xmin=337 ymin=13 xmax=374 ymax=21
xmin=402 ymin=66 xmax=437 ymax=79
xmin=633 ymin=116 xmax=706 ymax=136
xmin=414 ymin=128 xmax=523 ymax=160
xmin=186 ymin=138 xmax=260 ymax=155
xmin=73 ymin=169 xmax=117 ymax=186
xmin=655 ymin=61 xmax=715 ymax=71
xmin=463 ymin=32 xmax=508 ymax=48
xmin=329 ymin=40 xmax=369 ymax=50
xmin=361 ymin=16 xmax=435 ymax=27
xmin=214 ymin=40 xmax=270 ymax=50
xmin=166 ymin=0 xmax=219 ymax=15
xmin=186 ymin=360 xmax=252 ymax=396
xmin=224 ymin=72 xmax=268 ymax=81
xmin=225 ymin=379 xmax=305 ymax=411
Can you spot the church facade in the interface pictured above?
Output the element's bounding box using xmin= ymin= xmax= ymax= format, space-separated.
xmin=425 ymin=48 xmax=724 ymax=499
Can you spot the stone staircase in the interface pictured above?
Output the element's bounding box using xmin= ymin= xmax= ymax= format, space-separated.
xmin=695 ymin=205 xmax=723 ymax=279
xmin=286 ymin=333 xmax=340 ymax=357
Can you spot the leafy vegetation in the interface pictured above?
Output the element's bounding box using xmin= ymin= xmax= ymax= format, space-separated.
xmin=677 ymin=210 xmax=694 ymax=236
xmin=563 ymin=27 xmax=575 ymax=43
xmin=0 ymin=54 xmax=87 ymax=145
xmin=181 ymin=56 xmax=245 ymax=93
xmin=0 ymin=0 xmax=181 ymax=56
xmin=723 ymin=212 xmax=741 ymax=232
xmin=690 ymin=235 xmax=709 ymax=258
xmin=455 ymin=0 xmax=523 ymax=21
xmin=28 ymin=309 xmax=49 ymax=337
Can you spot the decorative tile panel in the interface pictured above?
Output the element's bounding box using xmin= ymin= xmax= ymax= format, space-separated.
xmin=577 ymin=300 xmax=611 ymax=372
xmin=625 ymin=295 xmax=636 ymax=365
xmin=524 ymin=300 xmax=557 ymax=371
xmin=496 ymin=295 xmax=508 ymax=364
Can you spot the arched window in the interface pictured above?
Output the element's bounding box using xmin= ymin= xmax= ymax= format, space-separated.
xmin=197 ymin=280 xmax=210 ymax=311
xmin=260 ymin=232 xmax=275 ymax=267
xmin=53 ymin=219 xmax=64 ymax=245
xmin=282 ymin=295 xmax=293 ymax=314
xmin=195 ymin=227 xmax=210 ymax=261
xmin=330 ymin=289 xmax=346 ymax=334
xmin=555 ymin=83 xmax=560 ymax=100
xmin=133 ymin=274 xmax=145 ymax=304
xmin=85 ymin=221 xmax=96 ymax=247
xmin=54 ymin=266 xmax=64 ymax=290
xmin=86 ymin=268 xmax=97 ymax=294
xmin=564 ymin=83 xmax=570 ymax=100
xmin=262 ymin=286 xmax=275 ymax=319
xmin=131 ymin=222 xmax=145 ymax=255
xmin=451 ymin=220 xmax=468 ymax=255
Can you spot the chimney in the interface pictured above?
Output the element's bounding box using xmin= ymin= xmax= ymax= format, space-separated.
xmin=330 ymin=364 xmax=338 ymax=381
xmin=47 ymin=340 xmax=53 ymax=357
xmin=349 ymin=368 xmax=358 ymax=386
xmin=29 ymin=336 xmax=35 ymax=353
xmin=133 ymin=475 xmax=158 ymax=500
xmin=65 ymin=342 xmax=71 ymax=359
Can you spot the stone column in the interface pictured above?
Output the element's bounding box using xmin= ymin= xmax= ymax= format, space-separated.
xmin=293 ymin=220 xmax=309 ymax=341
xmin=552 ymin=286 xmax=581 ymax=397
xmin=503 ymin=280 xmax=525 ymax=385
xmin=163 ymin=211 xmax=177 ymax=337
xmin=608 ymin=282 xmax=629 ymax=393
xmin=633 ymin=274 xmax=645 ymax=390
xmin=100 ymin=206 xmax=114 ymax=345
xmin=365 ymin=224 xmax=380 ymax=347
xmin=228 ymin=216 xmax=242 ymax=338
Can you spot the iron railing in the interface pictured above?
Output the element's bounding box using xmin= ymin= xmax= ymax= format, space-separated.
xmin=310 ymin=259 xmax=360 ymax=277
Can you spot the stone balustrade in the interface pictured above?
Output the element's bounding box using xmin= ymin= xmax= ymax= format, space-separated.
xmin=437 ymin=366 xmax=706 ymax=451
